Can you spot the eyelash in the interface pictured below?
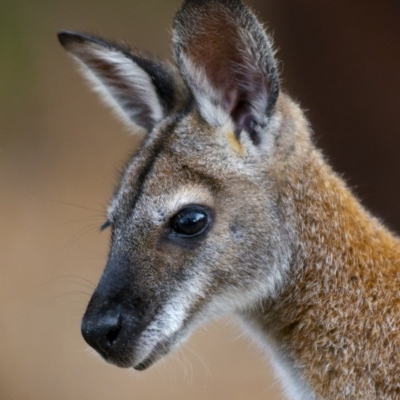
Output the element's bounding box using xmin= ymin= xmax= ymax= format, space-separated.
xmin=100 ymin=220 xmax=112 ymax=231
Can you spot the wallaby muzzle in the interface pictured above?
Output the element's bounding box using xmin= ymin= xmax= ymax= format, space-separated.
xmin=81 ymin=255 xmax=154 ymax=368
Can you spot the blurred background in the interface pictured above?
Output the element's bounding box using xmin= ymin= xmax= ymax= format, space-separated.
xmin=1 ymin=0 xmax=399 ymax=399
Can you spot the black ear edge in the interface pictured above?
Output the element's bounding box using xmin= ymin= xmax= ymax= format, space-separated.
xmin=266 ymin=73 xmax=280 ymax=117
xmin=173 ymin=0 xmax=280 ymax=121
xmin=57 ymin=31 xmax=132 ymax=55
xmin=179 ymin=0 xmax=242 ymax=12
xmin=57 ymin=31 xmax=86 ymax=50
xmin=57 ymin=31 xmax=179 ymax=117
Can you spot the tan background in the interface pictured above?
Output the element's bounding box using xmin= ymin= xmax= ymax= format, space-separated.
xmin=1 ymin=0 xmax=399 ymax=399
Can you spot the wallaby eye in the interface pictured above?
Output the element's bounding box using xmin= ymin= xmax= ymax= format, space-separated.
xmin=172 ymin=207 xmax=210 ymax=237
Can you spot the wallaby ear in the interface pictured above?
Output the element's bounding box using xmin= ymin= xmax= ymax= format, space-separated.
xmin=173 ymin=0 xmax=279 ymax=145
xmin=58 ymin=32 xmax=177 ymax=132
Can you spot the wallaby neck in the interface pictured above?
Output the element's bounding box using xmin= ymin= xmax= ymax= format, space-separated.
xmin=240 ymin=146 xmax=400 ymax=399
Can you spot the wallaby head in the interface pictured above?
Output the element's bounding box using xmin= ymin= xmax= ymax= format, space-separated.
xmin=59 ymin=0 xmax=298 ymax=371
xmin=59 ymin=1 xmax=400 ymax=398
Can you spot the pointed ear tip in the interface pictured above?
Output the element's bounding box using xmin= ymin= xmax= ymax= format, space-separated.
xmin=178 ymin=0 xmax=243 ymax=12
xmin=181 ymin=0 xmax=241 ymax=6
xmin=57 ymin=31 xmax=85 ymax=50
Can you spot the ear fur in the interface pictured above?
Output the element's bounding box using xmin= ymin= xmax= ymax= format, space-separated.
xmin=58 ymin=31 xmax=177 ymax=132
xmin=173 ymin=0 xmax=279 ymax=145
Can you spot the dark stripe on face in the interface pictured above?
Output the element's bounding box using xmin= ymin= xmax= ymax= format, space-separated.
xmin=124 ymin=122 xmax=177 ymax=217
xmin=121 ymin=103 xmax=195 ymax=219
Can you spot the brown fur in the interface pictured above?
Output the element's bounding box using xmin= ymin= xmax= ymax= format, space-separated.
xmin=241 ymin=94 xmax=400 ymax=399
xmin=58 ymin=0 xmax=400 ymax=398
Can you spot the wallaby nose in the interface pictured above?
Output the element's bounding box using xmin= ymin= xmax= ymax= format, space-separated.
xmin=81 ymin=312 xmax=123 ymax=357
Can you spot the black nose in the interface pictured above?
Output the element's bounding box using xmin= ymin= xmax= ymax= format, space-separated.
xmin=81 ymin=312 xmax=123 ymax=358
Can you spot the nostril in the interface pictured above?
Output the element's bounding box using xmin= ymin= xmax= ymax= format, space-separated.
xmin=105 ymin=314 xmax=122 ymax=347
xmin=81 ymin=312 xmax=124 ymax=357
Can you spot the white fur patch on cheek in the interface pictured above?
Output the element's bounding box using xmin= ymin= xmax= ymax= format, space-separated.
xmin=135 ymin=269 xmax=209 ymax=364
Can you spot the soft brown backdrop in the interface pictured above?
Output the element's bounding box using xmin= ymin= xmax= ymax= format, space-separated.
xmin=1 ymin=1 xmax=399 ymax=399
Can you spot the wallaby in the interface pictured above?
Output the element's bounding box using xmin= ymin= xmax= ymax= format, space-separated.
xmin=58 ymin=0 xmax=400 ymax=398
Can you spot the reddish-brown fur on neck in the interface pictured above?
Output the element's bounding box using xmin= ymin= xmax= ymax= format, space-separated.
xmin=244 ymin=96 xmax=400 ymax=399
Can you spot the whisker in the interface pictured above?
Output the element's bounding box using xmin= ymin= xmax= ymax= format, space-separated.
xmin=41 ymin=275 xmax=96 ymax=290
xmin=55 ymin=215 xmax=106 ymax=228
xmin=56 ymin=291 xmax=92 ymax=300
xmin=28 ymin=191 xmax=106 ymax=214
xmin=183 ymin=343 xmax=211 ymax=387
xmin=66 ymin=224 xmax=102 ymax=247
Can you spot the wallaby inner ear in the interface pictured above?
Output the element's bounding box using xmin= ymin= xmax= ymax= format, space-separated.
xmin=173 ymin=0 xmax=279 ymax=145
xmin=58 ymin=32 xmax=177 ymax=133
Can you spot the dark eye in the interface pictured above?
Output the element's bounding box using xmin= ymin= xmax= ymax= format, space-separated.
xmin=172 ymin=207 xmax=210 ymax=237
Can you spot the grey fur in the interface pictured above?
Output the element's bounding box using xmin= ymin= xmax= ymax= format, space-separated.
xmin=59 ymin=1 xmax=400 ymax=399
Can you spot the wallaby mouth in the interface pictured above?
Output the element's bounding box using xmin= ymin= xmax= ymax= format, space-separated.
xmin=133 ymin=339 xmax=172 ymax=371
xmin=80 ymin=280 xmax=156 ymax=368
xmin=81 ymin=302 xmax=163 ymax=369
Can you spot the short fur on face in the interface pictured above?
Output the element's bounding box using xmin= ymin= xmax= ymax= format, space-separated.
xmin=59 ymin=0 xmax=400 ymax=399
xmin=59 ymin=0 xmax=289 ymax=370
